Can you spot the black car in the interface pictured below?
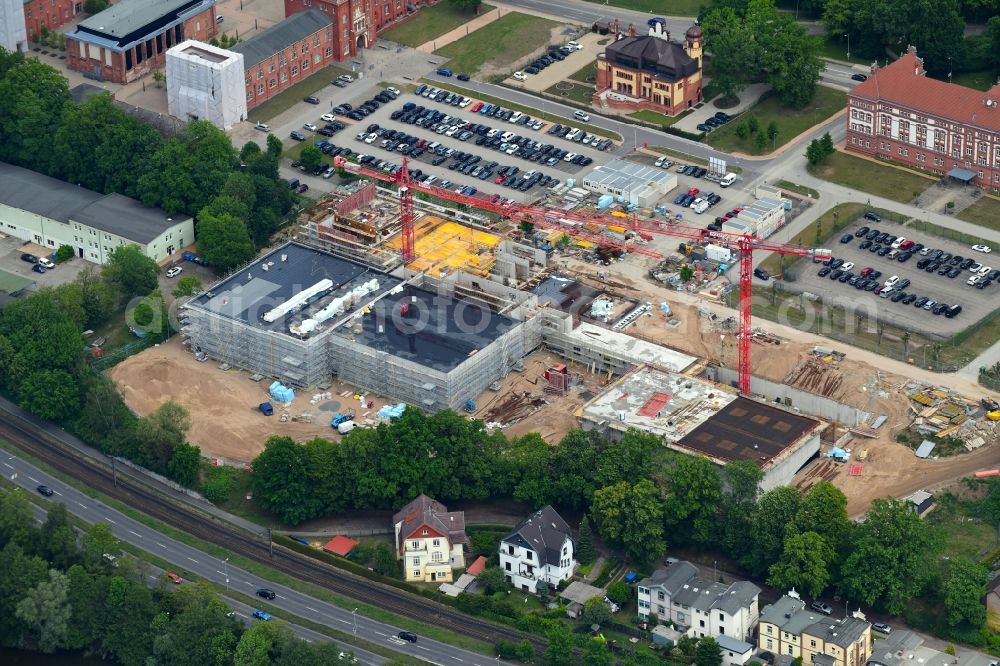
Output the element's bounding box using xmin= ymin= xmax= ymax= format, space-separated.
xmin=869 ymin=270 xmax=882 ymax=280
xmin=937 ymin=265 xmax=951 ymax=275
xmin=854 ymin=226 xmax=870 ymax=237
xmin=398 ymin=631 xmax=418 ymax=643
xmin=840 ymin=234 xmax=853 ymax=244
xmin=932 ymin=303 xmax=949 ymax=315
xmin=303 ymin=96 xmax=320 ymax=105
xmin=897 ymin=278 xmax=910 ymax=290
xmin=945 ymin=305 xmax=963 ymax=318
xmin=457 ymin=73 xmax=470 ymax=81
xmin=877 ymin=246 xmax=891 ymax=256
xmin=916 ymin=258 xmax=930 ymax=269
xmin=848 ymin=275 xmax=860 ymax=286
xmin=714 ymin=111 xmax=730 ymax=122
xmin=838 ymin=272 xmax=853 ymax=283
xmin=830 ymin=269 xmax=844 ymax=280
xmin=865 ymin=281 xmax=878 ymax=292
xmin=960 ymin=258 xmax=975 ymax=270
xmin=902 ymin=294 xmax=917 ymax=304
xmin=754 ymin=268 xmax=770 ymax=280
xmin=914 ymin=296 xmax=929 ymax=308
xmin=290 ymin=131 xmax=306 ymax=141
xmin=20 ymin=253 xmax=38 ymax=263
xmin=947 ymin=267 xmax=961 ymax=278
xmin=865 ymin=229 xmax=881 ymax=240
xmin=925 ymin=262 xmax=940 ymax=272
xmin=36 ymin=485 xmax=54 ymax=497
xmin=256 ymin=588 xmax=277 ymax=600
xmin=863 ymin=211 xmax=881 ymax=222
xmin=859 ymin=240 xmax=872 ymax=250
xmin=851 ymin=73 xmax=868 ymax=82
xmin=868 ymin=243 xmax=882 ymax=253
xmin=890 ymin=291 xmax=906 ymax=302
xmin=830 ymin=258 xmax=844 ymax=269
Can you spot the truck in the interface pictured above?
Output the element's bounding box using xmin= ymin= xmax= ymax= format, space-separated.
xmin=259 ymin=402 xmax=274 ymax=416
xmin=331 ymin=409 xmax=356 ymax=428
xmin=719 ymin=173 xmax=739 ymax=188
xmin=337 ymin=420 xmax=356 ymax=434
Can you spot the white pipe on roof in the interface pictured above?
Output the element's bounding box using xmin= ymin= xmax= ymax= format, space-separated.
xmin=262 ymin=279 xmax=333 ymax=322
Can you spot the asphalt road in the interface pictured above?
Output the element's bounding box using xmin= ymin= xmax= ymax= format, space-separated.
xmin=0 ymin=444 xmax=506 ymax=666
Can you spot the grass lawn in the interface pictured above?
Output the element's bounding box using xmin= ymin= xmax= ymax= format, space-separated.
xmin=247 ymin=65 xmax=351 ymax=122
xmin=0 ymin=268 xmax=32 ymax=293
xmin=579 ymin=0 xmax=702 ymax=16
xmin=569 ymin=61 xmax=597 ymax=83
xmin=814 ymin=36 xmax=872 ymax=66
xmin=776 ymin=180 xmax=820 ymax=199
xmin=926 ymin=496 xmax=997 ymax=560
xmin=628 ymin=109 xmax=688 ymax=127
xmin=706 ymin=87 xmax=847 ymax=155
xmin=434 ymin=12 xmax=558 ymax=76
xmin=380 ymin=3 xmax=494 ymax=47
xmin=956 ymin=196 xmax=1000 ymax=233
xmin=808 ymin=150 xmax=934 ymax=203
xmin=544 ymin=80 xmax=595 ymax=105
xmin=946 ymin=70 xmax=994 ymax=91
xmin=429 ymin=79 xmax=621 ymax=139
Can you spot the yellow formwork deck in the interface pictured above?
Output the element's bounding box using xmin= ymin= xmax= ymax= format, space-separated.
xmin=390 ymin=217 xmax=500 ymax=276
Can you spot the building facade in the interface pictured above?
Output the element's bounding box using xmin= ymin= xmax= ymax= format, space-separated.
xmin=0 ymin=0 xmax=28 ymax=52
xmin=594 ymin=22 xmax=703 ymax=115
xmin=283 ymin=0 xmax=435 ymax=61
xmin=846 ymin=46 xmax=1000 ymax=194
xmin=0 ymin=162 xmax=193 ymax=264
xmin=66 ymin=0 xmax=217 ymax=84
xmin=637 ymin=560 xmax=760 ymax=642
xmin=23 ymin=0 xmax=78 ymax=40
xmin=499 ymin=506 xmax=575 ymax=594
xmin=166 ymin=39 xmax=246 ymax=128
xmin=392 ymin=494 xmax=467 ymax=583
xmin=230 ymin=9 xmax=335 ymax=111
xmin=759 ymin=594 xmax=872 ymax=666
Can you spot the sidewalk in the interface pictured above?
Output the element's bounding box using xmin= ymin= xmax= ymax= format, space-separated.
xmin=415 ymin=6 xmax=506 ymax=53
xmin=674 ymin=83 xmax=771 ymax=133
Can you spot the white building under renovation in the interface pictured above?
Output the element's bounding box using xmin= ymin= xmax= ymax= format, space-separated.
xmin=166 ymin=39 xmax=247 ymax=129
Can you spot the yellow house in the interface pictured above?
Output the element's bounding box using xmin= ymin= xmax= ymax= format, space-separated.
xmin=758 ymin=595 xmax=871 ymax=666
xmin=393 ymin=495 xmax=467 ymax=583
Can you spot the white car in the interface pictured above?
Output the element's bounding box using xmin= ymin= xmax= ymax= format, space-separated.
xmin=459 ymin=97 xmax=472 ymax=107
xmin=972 ymin=244 xmax=992 ymax=253
xmin=979 ymin=265 xmax=992 ymax=276
xmin=841 ymin=262 xmax=855 ymax=271
xmin=890 ymin=237 xmax=906 ymax=249
xmin=512 ymin=71 xmax=527 ymax=81
xmin=165 ymin=266 xmax=183 ymax=278
xmin=563 ymin=152 xmax=578 ymax=162
xmin=970 ymin=262 xmax=984 ymax=273
xmin=967 ymin=274 xmax=982 ymax=286
xmin=386 ymin=87 xmax=400 ymax=96
xmin=566 ymin=41 xmax=583 ymax=51
xmin=884 ymin=275 xmax=900 ymax=288
xmin=321 ymin=113 xmax=336 ymax=122
xmin=322 ymin=167 xmax=336 ymax=179
xmin=38 ymin=257 xmax=55 ymax=269
xmin=303 ymin=123 xmax=318 ymax=132
xmin=364 ymin=133 xmax=378 ymax=144
xmin=338 ymin=74 xmax=354 ymax=83
xmin=655 ymin=156 xmax=667 ymax=168
xmin=254 ymin=122 xmax=270 ymax=132
xmin=922 ymin=299 xmax=937 ymax=310
xmin=691 ymin=198 xmax=709 ymax=214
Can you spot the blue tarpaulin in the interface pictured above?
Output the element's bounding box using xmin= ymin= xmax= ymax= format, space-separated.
xmin=378 ymin=403 xmax=407 ymax=419
xmin=269 ymin=381 xmax=295 ymax=404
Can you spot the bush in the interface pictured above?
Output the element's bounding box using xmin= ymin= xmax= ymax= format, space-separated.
xmin=55 ymin=245 xmax=74 ymax=263
xmin=606 ymin=581 xmax=630 ymax=605
xmin=470 ymin=531 xmax=505 ymax=557
xmin=516 ymin=639 xmax=535 ymax=663
xmin=496 ymin=640 xmax=518 ymax=659
xmin=200 ymin=465 xmax=238 ymax=503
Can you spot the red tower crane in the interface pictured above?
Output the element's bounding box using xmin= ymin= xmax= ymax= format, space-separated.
xmin=332 ymin=156 xmax=831 ymax=394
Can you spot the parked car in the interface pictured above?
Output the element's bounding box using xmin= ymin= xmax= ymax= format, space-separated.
xmin=166 ymin=572 xmax=185 ymax=584
xmin=165 ymin=266 xmax=183 ymax=278
xmin=436 ymin=68 xmax=453 ymax=77
xmin=810 ymin=601 xmax=833 ymax=615
xmin=457 ymin=73 xmax=471 ymax=81
xmin=254 ymin=122 xmax=270 ymax=132
xmin=972 ymin=244 xmax=992 ymax=253
xmin=303 ymin=96 xmax=320 ymax=105
xmin=754 ymin=267 xmax=770 ymax=281
xmin=851 ymin=73 xmax=868 ymax=82
xmin=863 ymin=211 xmax=881 ymax=222
xmin=32 ymin=264 xmax=46 ymax=274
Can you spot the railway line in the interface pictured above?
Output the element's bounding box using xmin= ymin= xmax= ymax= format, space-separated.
xmin=0 ymin=409 xmax=546 ymax=656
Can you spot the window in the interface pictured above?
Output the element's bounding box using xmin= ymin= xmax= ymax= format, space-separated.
xmin=766 ymin=640 xmax=773 ymax=650
xmin=432 ymin=551 xmax=443 ymax=561
xmin=291 ymin=65 xmax=298 ymax=75
xmin=257 ymin=84 xmax=264 ymax=94
xmin=678 ymin=612 xmax=685 ymax=622
xmin=505 ymin=561 xmax=511 ymax=571
xmin=810 ymin=641 xmax=816 ymax=648
xmin=325 ymin=47 xmax=332 ymax=57
xmin=658 ymin=591 xmax=665 ymax=601
xmin=432 ymin=539 xmax=440 ymax=546
xmin=268 ymin=78 xmax=276 ymax=88
xmin=525 ymin=551 xmax=532 ymax=561
xmin=421 ymin=529 xmax=428 ymax=535
xmin=410 ymin=540 xmax=418 ymax=549
xmin=413 ymin=557 xmax=420 ymax=565
xmin=280 ymin=71 xmax=288 ymax=82
xmin=413 ymin=570 xmax=420 ymax=577
xmin=269 ymin=62 xmax=275 ymax=73
xmin=302 ymin=59 xmax=309 ymax=70
xmin=719 ymin=613 xmax=725 ymax=621
xmin=766 ymin=626 xmax=773 ymax=635
xmin=699 ymin=620 xmax=705 ymax=628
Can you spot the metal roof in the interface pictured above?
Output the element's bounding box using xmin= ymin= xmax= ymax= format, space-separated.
xmin=77 ymin=0 xmax=213 ymax=39
xmin=231 ymin=9 xmax=333 ymax=69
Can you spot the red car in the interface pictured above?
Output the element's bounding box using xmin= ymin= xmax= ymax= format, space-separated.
xmin=495 ymin=175 xmax=507 ymax=184
xmin=166 ymin=572 xmax=185 ymax=584
xmin=687 ymin=187 xmax=700 ymax=196
xmin=860 ymin=267 xmax=873 ymax=277
xmin=471 ymin=102 xmax=484 ymax=112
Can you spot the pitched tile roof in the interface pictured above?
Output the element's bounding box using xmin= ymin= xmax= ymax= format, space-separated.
xmin=604 ymin=35 xmax=698 ymax=80
xmin=392 ymin=494 xmax=467 ymax=547
xmin=322 ymin=535 xmax=359 ymax=556
xmin=850 ymin=47 xmax=1000 ymax=133
xmin=502 ymin=506 xmax=572 ymax=567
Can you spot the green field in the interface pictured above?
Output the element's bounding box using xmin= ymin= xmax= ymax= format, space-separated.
xmin=628 ymin=109 xmax=688 ymax=127
xmin=434 ymin=12 xmax=558 ymax=76
xmin=544 ymin=80 xmax=594 ymax=105
xmin=247 ymin=65 xmax=351 ymax=122
xmin=380 ymin=3 xmax=495 ymax=48
xmin=814 ymin=36 xmax=872 ymax=66
xmin=0 ymin=268 xmax=33 ymax=294
xmin=808 ymin=150 xmax=934 ymax=203
xmin=942 ymin=70 xmax=993 ymax=91
xmin=580 ymin=0 xmax=703 ymax=16
xmin=957 ymin=196 xmax=1000 ymax=232
xmin=776 ymin=180 xmax=820 ymax=199
xmin=569 ymin=61 xmax=597 ymax=83
xmin=706 ymin=87 xmax=846 ymax=155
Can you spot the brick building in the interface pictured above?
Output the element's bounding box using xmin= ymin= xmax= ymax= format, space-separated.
xmin=594 ymin=22 xmax=703 ymax=115
xmin=231 ymin=9 xmax=335 ymax=110
xmin=283 ymin=0 xmax=435 ymax=61
xmin=23 ymin=0 xmax=79 ymax=41
xmin=846 ymin=46 xmax=1000 ymax=194
xmin=65 ymin=0 xmax=217 ymax=84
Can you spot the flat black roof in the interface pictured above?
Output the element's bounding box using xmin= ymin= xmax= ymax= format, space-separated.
xmin=533 ymin=276 xmax=602 ymax=317
xmin=343 ymin=283 xmax=517 ymax=372
xmin=675 ymin=397 xmax=820 ymax=465
xmin=190 ymin=242 xmax=400 ymax=331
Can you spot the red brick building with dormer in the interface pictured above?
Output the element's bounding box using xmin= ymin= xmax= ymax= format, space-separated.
xmin=846 ymin=46 xmax=1000 ymax=194
xmin=23 ymin=0 xmax=80 ymax=41
xmin=282 ymin=0 xmax=435 ymax=61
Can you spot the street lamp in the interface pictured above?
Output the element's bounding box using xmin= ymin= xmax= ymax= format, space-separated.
xmin=223 ymin=557 xmax=229 ymax=591
xmin=844 ymin=34 xmax=850 ymax=61
xmin=352 ymin=608 xmax=358 ymax=639
xmin=948 ymin=57 xmax=953 ymax=83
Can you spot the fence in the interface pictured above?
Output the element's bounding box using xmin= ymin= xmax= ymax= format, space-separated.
xmin=90 ymin=332 xmax=169 ymax=372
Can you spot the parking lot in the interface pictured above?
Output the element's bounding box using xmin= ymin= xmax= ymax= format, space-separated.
xmin=290 ymin=86 xmax=618 ymax=201
xmin=785 ymin=217 xmax=995 ymax=336
xmin=0 ymin=236 xmax=90 ymax=293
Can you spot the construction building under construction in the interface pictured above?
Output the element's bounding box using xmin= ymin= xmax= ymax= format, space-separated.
xmin=577 ymin=365 xmax=825 ymax=490
xmin=180 ymin=241 xmax=540 ymax=412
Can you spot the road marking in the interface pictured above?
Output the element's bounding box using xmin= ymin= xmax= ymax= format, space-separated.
xmin=216 ymin=570 xmax=225 ymax=575
xmin=77 ymin=501 xmax=87 ymax=509
xmin=186 ymin=557 xmax=198 ymax=564
xmin=53 ymin=491 xmax=62 ymax=496
xmin=156 ymin=542 xmax=167 ymax=549
xmin=245 ymin=581 xmax=254 ymax=586
xmin=374 ymin=631 xmax=386 ymax=637
xmin=27 ymin=476 xmax=37 ymax=482
xmin=105 ymin=518 xmax=116 ymax=524
xmin=417 ymin=646 xmax=431 ymax=652
xmin=129 ymin=530 xmax=142 ymax=537
xmin=3 ymin=462 xmax=12 ymax=469
xmin=305 ymin=606 xmax=318 ymax=612
xmin=449 ymin=657 xmax=463 ymax=662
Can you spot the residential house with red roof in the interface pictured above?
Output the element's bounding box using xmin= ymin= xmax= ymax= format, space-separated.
xmin=392 ymin=494 xmax=466 ymax=583
xmin=846 ymin=46 xmax=1000 ymax=194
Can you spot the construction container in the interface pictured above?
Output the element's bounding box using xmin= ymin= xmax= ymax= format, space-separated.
xmin=705 ymin=244 xmax=732 ymax=263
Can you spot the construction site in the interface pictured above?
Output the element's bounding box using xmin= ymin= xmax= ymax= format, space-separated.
xmin=103 ymin=167 xmax=994 ymax=511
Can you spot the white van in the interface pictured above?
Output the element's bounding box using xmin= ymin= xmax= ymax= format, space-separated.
xmin=720 ymin=172 xmax=738 ymax=187
xmin=573 ymin=110 xmax=591 ymax=121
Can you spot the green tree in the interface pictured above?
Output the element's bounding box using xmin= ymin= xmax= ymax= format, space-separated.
xmin=80 ymin=522 xmax=120 ymax=571
xmin=197 ymin=211 xmax=256 ymax=271
xmin=700 ymin=7 xmax=756 ymax=100
xmin=0 ymin=543 xmax=50 ymax=646
xmin=605 ymin=581 xmax=630 ymax=605
xmin=718 ymin=460 xmax=763 ymax=557
xmin=172 ymin=275 xmax=203 ymax=298
xmin=768 ymin=531 xmax=833 ymax=597
xmin=754 ymin=131 xmax=767 ymax=151
xmin=516 ymin=639 xmax=535 ymax=663
xmin=519 ymin=220 xmax=535 ymax=235
xmin=0 ymin=58 xmax=71 ymax=172
xmin=766 ymin=121 xmax=779 ymax=145
xmin=581 ymin=596 xmax=612 ymax=626
xmin=102 ymin=244 xmax=158 ymax=300
xmin=73 ymin=265 xmax=119 ymax=329
xmin=73 ymin=373 xmax=137 ymax=455
xmin=806 ymin=139 xmax=825 ymax=166
xmin=167 ymin=442 xmax=202 ymax=487
xmin=591 ymin=480 xmax=665 ymax=564
xmin=16 ymin=569 xmax=72 ymax=653
xmin=680 ymin=264 xmax=695 ymax=282
xmin=696 ymin=636 xmax=723 ymax=666
xmin=792 ymin=481 xmax=850 ymax=554
xmin=544 ymin=624 xmax=574 ymax=666
xmin=19 ymin=370 xmax=80 ymax=422
xmin=659 ymin=454 xmax=722 ymax=548
xmin=942 ymin=557 xmax=989 ymax=627
xmin=38 ymin=503 xmax=79 ymax=570
xmin=373 ymin=542 xmax=398 ymax=577
xmin=819 ymin=132 xmax=834 ymax=156
xmin=0 ymin=490 xmax=40 ymax=550
xmin=743 ymin=486 xmax=801 ymax=577
xmin=577 ymin=518 xmax=597 ymax=565
xmin=252 ymin=436 xmax=324 ymax=524
xmin=299 ymin=145 xmax=323 ymax=171
xmin=135 ymin=401 xmax=191 ymax=474
xmin=84 ymin=0 xmax=109 ymax=13
xmin=746 ymin=114 xmax=760 ymax=134
xmin=55 ymin=245 xmax=74 ymax=263
xmin=478 ymin=566 xmax=508 ymax=595
xmin=583 ymin=640 xmax=612 ymax=666
xmin=735 ymin=122 xmax=750 ymax=140
xmin=0 ymin=290 xmax=85 ymax=377
xmin=240 ymin=141 xmax=262 ymax=163
xmin=840 ymin=499 xmax=941 ymax=614
xmin=758 ymin=18 xmax=823 ymax=107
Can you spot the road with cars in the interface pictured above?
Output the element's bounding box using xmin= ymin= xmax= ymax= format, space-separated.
xmin=0 ymin=420 xmax=522 ymax=666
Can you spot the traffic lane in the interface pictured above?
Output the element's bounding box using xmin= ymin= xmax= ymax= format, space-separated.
xmin=0 ymin=447 xmax=509 ymax=666
xmin=785 ymin=223 xmax=993 ymax=337
xmin=500 ymin=0 xmax=695 ymax=36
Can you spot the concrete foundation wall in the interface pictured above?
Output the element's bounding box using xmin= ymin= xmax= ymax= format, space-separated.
xmin=760 ymin=432 xmax=821 ymax=491
xmin=705 ymin=366 xmax=871 ymax=425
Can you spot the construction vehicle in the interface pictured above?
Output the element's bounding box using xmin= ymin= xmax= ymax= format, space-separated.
xmin=464 ymin=399 xmax=476 ymax=412
xmin=332 ymin=155 xmax=831 ymax=395
xmin=330 ymin=408 xmax=356 ymax=428
xmin=259 ymin=402 xmax=274 ymax=416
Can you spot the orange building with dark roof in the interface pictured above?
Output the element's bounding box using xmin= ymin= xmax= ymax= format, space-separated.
xmin=846 ymin=46 xmax=1000 ymax=193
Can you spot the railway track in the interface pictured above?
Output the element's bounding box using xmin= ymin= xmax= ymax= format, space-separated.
xmin=0 ymin=410 xmax=546 ymax=656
